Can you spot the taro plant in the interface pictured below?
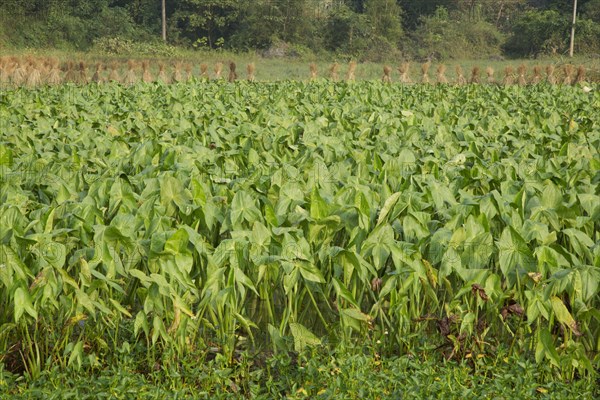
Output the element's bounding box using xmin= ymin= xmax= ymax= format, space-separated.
xmin=0 ymin=80 xmax=598 ymax=382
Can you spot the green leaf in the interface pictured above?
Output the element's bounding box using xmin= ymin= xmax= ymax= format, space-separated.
xmin=297 ymin=261 xmax=325 ymax=283
xmin=160 ymin=176 xmax=191 ymax=214
xmin=332 ymin=277 xmax=359 ymax=308
xmin=14 ymin=287 xmax=38 ymax=322
xmin=377 ymin=192 xmax=402 ymax=226
xmin=289 ymin=322 xmax=321 ymax=352
xmin=231 ymin=191 xmax=261 ymax=226
xmin=497 ymin=226 xmax=535 ymax=277
xmin=310 ymin=187 xmax=329 ymax=220
xmin=536 ymin=327 xmax=559 ymax=367
xmin=550 ymin=296 xmax=577 ymax=333
xmin=0 ymin=144 xmax=13 ymax=167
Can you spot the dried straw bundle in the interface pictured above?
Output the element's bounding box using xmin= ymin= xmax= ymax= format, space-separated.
xmin=247 ymin=63 xmax=256 ymax=82
xmin=309 ymin=63 xmax=317 ymax=80
xmin=469 ymin=66 xmax=481 ymax=84
xmin=436 ymin=64 xmax=447 ymax=84
xmin=502 ymin=66 xmax=515 ymax=85
xmin=0 ymin=58 xmax=11 ymax=85
xmin=228 ymin=61 xmax=237 ymax=82
xmin=562 ymin=64 xmax=574 ymax=85
xmin=421 ymin=61 xmax=431 ymax=84
xmin=517 ymin=64 xmax=527 ymax=86
xmin=91 ymin=63 xmax=104 ymax=83
xmin=38 ymin=58 xmax=51 ymax=77
xmin=74 ymin=61 xmax=88 ymax=85
xmin=12 ymin=62 xmax=27 ymax=86
xmin=382 ymin=65 xmax=392 ymax=83
xmin=25 ymin=62 xmax=42 ymax=87
xmin=346 ymin=61 xmax=356 ymax=82
xmin=142 ymin=61 xmax=153 ymax=83
xmin=399 ymin=63 xmax=411 ymax=83
xmin=184 ymin=63 xmax=193 ymax=81
xmin=485 ymin=67 xmax=495 ymax=84
xmin=172 ymin=62 xmax=183 ymax=83
xmin=124 ymin=60 xmax=137 ymax=85
xmin=108 ymin=62 xmax=121 ymax=82
xmin=214 ymin=62 xmax=223 ymax=79
xmin=200 ymin=63 xmax=209 ymax=79
xmin=545 ymin=65 xmax=557 ymax=85
xmin=573 ymin=65 xmax=585 ymax=84
xmin=46 ymin=59 xmax=62 ymax=85
xmin=329 ymin=62 xmax=339 ymax=81
xmin=157 ymin=63 xmax=169 ymax=83
xmin=531 ymin=66 xmax=542 ymax=85
xmin=455 ymin=66 xmax=466 ymax=85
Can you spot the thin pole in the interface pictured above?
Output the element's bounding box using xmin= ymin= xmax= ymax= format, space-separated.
xmin=162 ymin=0 xmax=167 ymax=42
xmin=569 ymin=0 xmax=577 ymax=57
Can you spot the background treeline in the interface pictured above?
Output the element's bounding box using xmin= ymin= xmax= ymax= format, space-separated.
xmin=0 ymin=0 xmax=599 ymax=60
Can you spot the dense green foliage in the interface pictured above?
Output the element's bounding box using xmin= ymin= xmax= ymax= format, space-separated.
xmin=0 ymin=81 xmax=599 ymax=388
xmin=2 ymin=350 xmax=598 ymax=398
xmin=1 ymin=1 xmax=599 ymax=59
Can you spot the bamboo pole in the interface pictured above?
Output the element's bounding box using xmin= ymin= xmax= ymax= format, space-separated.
xmin=569 ymin=0 xmax=577 ymax=57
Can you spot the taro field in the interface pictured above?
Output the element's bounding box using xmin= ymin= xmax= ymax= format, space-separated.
xmin=0 ymin=80 xmax=599 ymax=397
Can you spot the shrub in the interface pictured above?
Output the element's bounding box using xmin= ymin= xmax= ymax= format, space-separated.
xmin=91 ymin=37 xmax=178 ymax=57
xmin=503 ymin=10 xmax=568 ymax=56
xmin=410 ymin=7 xmax=504 ymax=60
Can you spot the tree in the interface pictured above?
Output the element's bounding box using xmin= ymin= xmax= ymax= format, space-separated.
xmin=364 ymin=0 xmax=403 ymax=44
xmin=174 ymin=0 xmax=241 ymax=47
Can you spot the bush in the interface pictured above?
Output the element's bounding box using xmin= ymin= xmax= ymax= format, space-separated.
xmin=91 ymin=37 xmax=178 ymax=57
xmin=410 ymin=7 xmax=504 ymax=60
xmin=503 ymin=10 xmax=568 ymax=56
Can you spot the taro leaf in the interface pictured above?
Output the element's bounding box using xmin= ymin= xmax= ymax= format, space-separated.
xmin=402 ymin=212 xmax=430 ymax=241
xmin=268 ymin=324 xmax=287 ymax=351
xmin=577 ymin=193 xmax=600 ymax=218
xmin=134 ymin=311 xmax=149 ymax=337
xmin=377 ymin=192 xmax=402 ymax=226
xmin=332 ymin=277 xmax=359 ymax=308
xmin=354 ymin=191 xmax=371 ymax=231
xmin=160 ymin=176 xmax=191 ymax=215
xmin=460 ymin=311 xmax=475 ymax=335
xmin=164 ymin=228 xmax=189 ymax=255
xmin=576 ymin=265 xmax=600 ymax=302
xmin=340 ymin=307 xmax=370 ymax=332
xmin=250 ymin=221 xmax=271 ymax=262
xmin=67 ymin=341 xmax=84 ymax=370
xmin=562 ymin=229 xmax=594 ymax=261
xmin=0 ymin=144 xmax=13 ymax=167
xmin=541 ymin=181 xmax=563 ymax=209
xmin=289 ymin=322 xmax=321 ymax=352
xmin=281 ymin=234 xmax=311 ymax=261
xmin=534 ymin=245 xmax=570 ymax=272
xmin=366 ymin=223 xmax=395 ymax=256
xmin=525 ymin=291 xmax=549 ymax=322
xmin=108 ymin=178 xmax=137 ymax=216
xmin=497 ymin=226 xmax=535 ymax=277
xmin=550 ymin=296 xmax=579 ymax=335
xmin=310 ymin=186 xmax=330 ymax=220
xmin=441 ymin=247 xmax=462 ymax=279
xmin=152 ymin=315 xmax=168 ymax=345
xmin=14 ymin=287 xmax=38 ymax=322
xmin=0 ymin=244 xmax=30 ymax=284
xmin=38 ymin=240 xmax=66 ymax=269
xmin=429 ymin=228 xmax=452 ymax=266
xmin=462 ymin=232 xmax=493 ymax=269
xmin=535 ymin=327 xmax=560 ymax=367
xmin=231 ymin=191 xmax=261 ymax=227
xmin=297 ymin=261 xmax=325 ymax=283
